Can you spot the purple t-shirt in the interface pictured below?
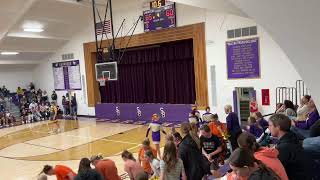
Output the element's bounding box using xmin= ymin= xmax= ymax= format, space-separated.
xmin=296 ymin=110 xmax=320 ymax=130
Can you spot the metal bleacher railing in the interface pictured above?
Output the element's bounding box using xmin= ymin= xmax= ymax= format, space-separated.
xmin=276 ymin=80 xmax=310 ymax=108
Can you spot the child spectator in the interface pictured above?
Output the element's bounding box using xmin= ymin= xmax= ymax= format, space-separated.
xmin=247 ymin=116 xmax=264 ymax=138
xmin=138 ymin=139 xmax=157 ymax=175
xmin=145 ymin=150 xmax=160 ymax=179
xmin=237 ymin=132 xmax=288 ymax=180
xmin=121 ymin=150 xmax=144 ymax=180
xmin=160 ymin=141 xmax=187 ymax=180
xmin=200 ymin=124 xmax=223 ymax=170
xmin=90 ymin=154 xmax=121 ymax=180
xmin=75 ymin=158 xmax=103 ymax=180
xmin=42 ymin=164 xmax=76 ymax=180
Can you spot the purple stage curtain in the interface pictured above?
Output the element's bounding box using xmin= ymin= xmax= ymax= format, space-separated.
xmin=99 ymin=39 xmax=196 ymax=104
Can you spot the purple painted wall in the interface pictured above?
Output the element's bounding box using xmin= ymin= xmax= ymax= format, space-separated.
xmin=95 ymin=103 xmax=192 ymax=123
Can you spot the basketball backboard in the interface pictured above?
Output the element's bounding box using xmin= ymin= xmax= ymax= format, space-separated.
xmin=95 ymin=62 xmax=118 ymax=82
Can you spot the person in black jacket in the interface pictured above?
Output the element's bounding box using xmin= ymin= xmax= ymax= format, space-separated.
xmin=75 ymin=158 xmax=103 ymax=180
xmin=178 ymin=123 xmax=209 ymax=180
xmin=268 ymin=114 xmax=312 ymax=180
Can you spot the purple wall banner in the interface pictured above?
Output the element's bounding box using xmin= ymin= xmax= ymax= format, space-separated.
xmin=95 ymin=103 xmax=192 ymax=123
xmin=226 ymin=38 xmax=260 ymax=79
xmin=52 ymin=60 xmax=81 ymax=90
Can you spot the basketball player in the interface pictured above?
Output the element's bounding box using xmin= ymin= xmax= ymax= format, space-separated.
xmin=146 ymin=114 xmax=167 ymax=159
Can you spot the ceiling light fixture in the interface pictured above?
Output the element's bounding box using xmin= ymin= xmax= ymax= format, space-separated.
xmin=23 ymin=28 xmax=44 ymax=32
xmin=1 ymin=52 xmax=19 ymax=55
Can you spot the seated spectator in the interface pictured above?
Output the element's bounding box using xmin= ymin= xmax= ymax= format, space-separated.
xmin=200 ymin=124 xmax=223 ymax=170
xmin=237 ymin=132 xmax=288 ymax=180
xmin=90 ymin=154 xmax=121 ymax=180
xmin=293 ymin=99 xmax=319 ymax=130
xmin=138 ymin=139 xmax=157 ymax=175
xmin=179 ymin=123 xmax=207 ymax=180
xmin=252 ymin=112 xmax=269 ymax=129
xmin=268 ymin=114 xmax=312 ymax=180
xmin=227 ymin=148 xmax=280 ymax=180
xmin=29 ymin=82 xmax=35 ymax=93
xmin=188 ymin=110 xmax=200 ymax=127
xmin=160 ymin=141 xmax=187 ymax=180
xmin=302 ymin=120 xmax=320 ymax=159
xmin=42 ymin=91 xmax=48 ymax=102
xmin=121 ymin=150 xmax=144 ymax=180
xmin=42 ymin=164 xmax=76 ymax=180
xmin=296 ymin=95 xmax=311 ymax=121
xmin=75 ymin=158 xmax=103 ymax=180
xmin=5 ymin=111 xmax=16 ymax=126
xmin=276 ymin=100 xmax=296 ymax=117
xmin=202 ymin=106 xmax=213 ymax=124
xmin=145 ymin=150 xmax=160 ymax=179
xmin=275 ymin=103 xmax=283 ymax=113
xmin=29 ymin=100 xmax=41 ymax=122
xmin=225 ymin=105 xmax=242 ymax=151
xmin=246 ymin=116 xmax=263 ymax=138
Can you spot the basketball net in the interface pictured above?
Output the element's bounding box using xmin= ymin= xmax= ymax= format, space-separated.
xmin=98 ymin=77 xmax=108 ymax=86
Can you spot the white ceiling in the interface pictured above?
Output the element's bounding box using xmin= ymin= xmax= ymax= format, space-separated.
xmin=0 ymin=0 xmax=94 ymax=64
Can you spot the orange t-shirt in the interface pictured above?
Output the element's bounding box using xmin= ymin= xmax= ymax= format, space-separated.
xmin=138 ymin=147 xmax=157 ymax=174
xmin=95 ymin=159 xmax=121 ymax=180
xmin=54 ymin=165 xmax=77 ymax=180
xmin=208 ymin=122 xmax=225 ymax=137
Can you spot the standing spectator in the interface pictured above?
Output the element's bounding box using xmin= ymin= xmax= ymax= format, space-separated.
xmin=51 ymin=91 xmax=57 ymax=103
xmin=145 ymin=150 xmax=160 ymax=179
xmin=71 ymin=94 xmax=77 ymax=120
xmin=179 ymin=123 xmax=208 ymax=180
xmin=237 ymin=132 xmax=289 ymax=180
xmin=62 ymin=96 xmax=68 ymax=115
xmin=224 ymin=105 xmax=242 ymax=151
xmin=41 ymin=164 xmax=76 ymax=180
xmin=75 ymin=158 xmax=103 ymax=180
xmin=160 ymin=141 xmax=187 ymax=180
xmin=29 ymin=82 xmax=35 ymax=93
xmin=268 ymin=114 xmax=312 ymax=180
xmin=138 ymin=139 xmax=157 ymax=175
xmin=16 ymin=87 xmax=24 ymax=100
xmin=121 ymin=150 xmax=145 ymax=180
xmin=199 ymin=124 xmax=223 ymax=170
xmin=90 ymin=154 xmax=121 ymax=180
xmin=249 ymin=97 xmax=259 ymax=115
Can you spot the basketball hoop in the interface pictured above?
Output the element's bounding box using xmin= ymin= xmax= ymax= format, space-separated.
xmin=98 ymin=77 xmax=107 ymax=86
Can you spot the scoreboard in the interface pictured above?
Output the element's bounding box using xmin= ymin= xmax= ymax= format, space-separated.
xmin=143 ymin=3 xmax=176 ymax=32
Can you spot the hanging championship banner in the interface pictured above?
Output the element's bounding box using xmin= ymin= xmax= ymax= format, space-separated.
xmin=261 ymin=89 xmax=270 ymax=105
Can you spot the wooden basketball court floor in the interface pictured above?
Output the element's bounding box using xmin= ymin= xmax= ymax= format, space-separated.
xmin=0 ymin=118 xmax=169 ymax=180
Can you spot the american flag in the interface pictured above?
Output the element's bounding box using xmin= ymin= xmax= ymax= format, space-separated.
xmin=95 ymin=20 xmax=111 ymax=35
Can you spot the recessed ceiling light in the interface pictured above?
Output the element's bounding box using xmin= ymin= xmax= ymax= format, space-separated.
xmin=1 ymin=52 xmax=19 ymax=55
xmin=23 ymin=28 xmax=44 ymax=32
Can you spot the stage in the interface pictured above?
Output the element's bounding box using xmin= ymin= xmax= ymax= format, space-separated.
xmin=95 ymin=103 xmax=193 ymax=126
